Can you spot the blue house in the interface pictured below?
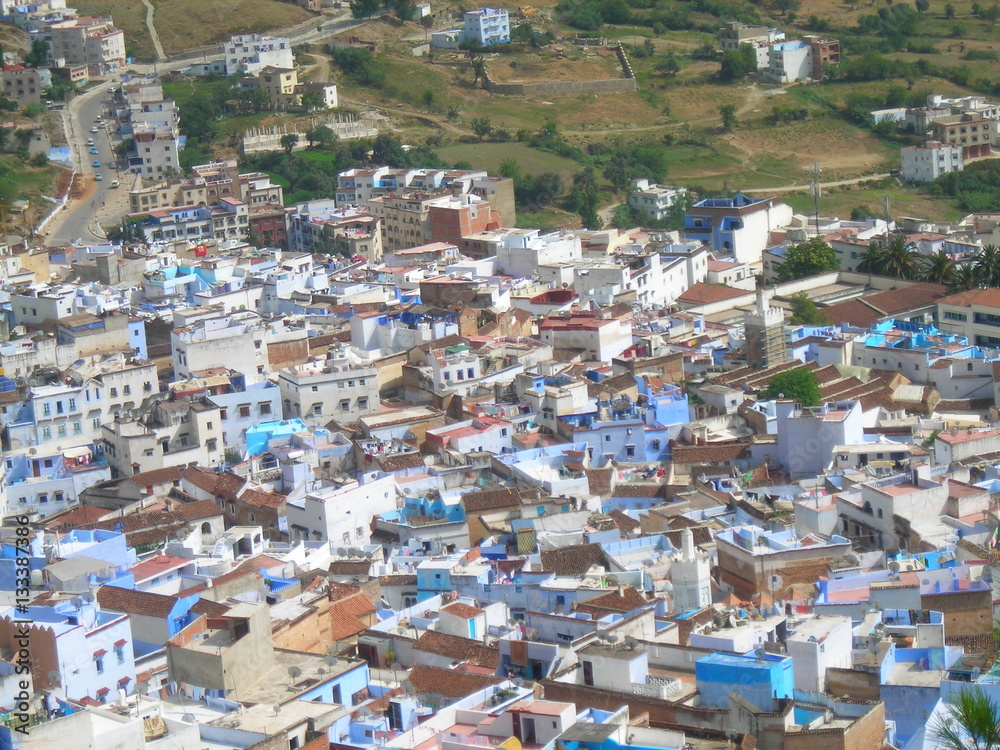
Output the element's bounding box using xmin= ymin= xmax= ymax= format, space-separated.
xmin=695 ymin=652 xmax=794 ymax=710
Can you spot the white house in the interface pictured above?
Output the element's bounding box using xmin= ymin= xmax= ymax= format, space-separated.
xmin=900 ymin=141 xmax=964 ymax=183
xmin=463 ymin=8 xmax=510 ymax=46
xmin=285 ymin=472 xmax=398 ymax=546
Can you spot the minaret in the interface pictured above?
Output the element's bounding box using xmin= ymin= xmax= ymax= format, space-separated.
xmin=744 ymin=286 xmax=789 ymax=370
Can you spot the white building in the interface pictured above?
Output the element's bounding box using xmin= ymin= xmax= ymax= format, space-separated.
xmin=425 ymin=416 xmax=513 ymax=456
xmin=900 ymin=141 xmax=964 ymax=183
xmin=628 ymin=180 xmax=687 ymax=221
xmin=463 ymin=8 xmax=510 ymax=46
xmin=766 ymin=40 xmax=813 ymax=83
xmin=785 ymin=615 xmax=853 ymax=692
xmin=537 ymin=313 xmax=633 ymax=363
xmin=669 ymin=528 xmax=712 ymax=612
xmin=285 ymin=472 xmax=398 ymax=545
xmin=278 ymin=358 xmax=379 ymax=424
xmin=224 ymin=33 xmax=293 ymax=76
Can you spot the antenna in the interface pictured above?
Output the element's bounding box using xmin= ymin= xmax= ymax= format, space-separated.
xmin=809 ymin=162 xmax=821 ymax=236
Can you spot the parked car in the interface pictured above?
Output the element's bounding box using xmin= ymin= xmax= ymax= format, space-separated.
xmin=90 ymin=147 xmax=99 ymax=155
xmin=94 ymin=173 xmax=103 ymax=181
xmin=90 ymin=126 xmax=99 ymax=133
xmin=92 ymin=160 xmax=101 ymax=168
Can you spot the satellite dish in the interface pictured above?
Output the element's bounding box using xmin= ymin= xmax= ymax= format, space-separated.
xmin=624 ymin=636 xmax=639 ymax=650
xmin=401 ymin=679 xmax=416 ymax=695
xmin=606 ymin=634 xmax=619 ymax=644
xmin=390 ymin=662 xmax=403 ymax=672
xmin=317 ymin=668 xmax=326 ymax=675
xmin=359 ymin=707 xmax=373 ymax=718
xmin=325 ymin=655 xmax=338 ymax=666
xmin=605 ymin=575 xmax=619 ymax=586
xmin=349 ymin=548 xmax=362 ymax=558
xmin=81 ymin=593 xmax=95 ymax=604
xmin=596 ymin=630 xmax=610 ymax=642
xmin=889 ymin=561 xmax=901 ymax=573
xmin=135 ymin=680 xmax=149 ymax=695
xmin=846 ymin=554 xmax=860 ymax=566
xmin=288 ymin=666 xmax=302 ymax=679
xmin=397 ymin=626 xmax=407 ymax=635
xmin=273 ymin=705 xmax=282 ymax=716
xmin=47 ymin=670 xmax=61 ymax=685
xmin=181 ymin=713 xmax=197 ymax=724
xmin=755 ymin=646 xmax=766 ymax=662
xmin=337 ymin=548 xmax=348 ymax=557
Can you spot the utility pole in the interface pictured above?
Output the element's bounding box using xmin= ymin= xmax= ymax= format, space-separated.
xmin=809 ymin=162 xmax=821 ymax=237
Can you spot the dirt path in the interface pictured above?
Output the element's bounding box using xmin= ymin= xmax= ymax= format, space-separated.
xmin=743 ymin=173 xmax=894 ymax=193
xmin=140 ymin=0 xmax=167 ymax=61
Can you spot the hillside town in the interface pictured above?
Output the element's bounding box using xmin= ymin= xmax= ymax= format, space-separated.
xmin=4 ymin=0 xmax=1000 ymax=748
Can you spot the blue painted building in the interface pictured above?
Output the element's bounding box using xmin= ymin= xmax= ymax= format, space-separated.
xmin=695 ymin=652 xmax=794 ymax=710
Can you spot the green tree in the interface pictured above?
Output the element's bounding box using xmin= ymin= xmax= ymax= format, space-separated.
xmin=351 ymin=0 xmax=379 ymax=19
xmin=299 ymin=89 xmax=326 ymax=112
xmin=758 ymin=368 xmax=822 ymax=406
xmin=280 ymin=132 xmax=299 ymax=154
xmin=788 ymin=292 xmax=831 ymax=325
xmin=23 ymin=39 xmax=48 ymax=67
xmin=611 ymin=203 xmax=633 ymax=229
xmin=472 ymin=58 xmax=486 ymax=84
xmin=773 ymin=0 xmax=801 ymax=15
xmin=371 ymin=134 xmax=410 ymax=166
xmin=915 ymin=0 xmax=929 ymax=13
xmin=719 ymin=43 xmax=756 ymax=82
xmin=719 ymin=103 xmax=738 ymax=131
xmin=421 ymin=88 xmax=435 ymax=110
xmin=881 ymin=234 xmax=919 ymax=279
xmin=930 ymin=687 xmax=1000 ymax=750
xmin=944 ymin=1 xmax=955 ymax=16
xmin=471 ymin=116 xmax=494 ymax=140
xmin=919 ymin=250 xmax=956 ymax=285
xmin=856 ymin=242 xmax=886 ymax=275
xmin=775 ymin=237 xmax=840 ymax=281
xmin=951 ymin=263 xmax=980 ymax=292
xmin=974 ymin=244 xmax=1000 ymax=287
xmin=306 ymin=125 xmax=337 ymax=148
xmin=656 ymin=55 xmax=681 ymax=76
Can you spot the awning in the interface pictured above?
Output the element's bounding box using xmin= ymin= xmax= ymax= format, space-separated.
xmin=114 ymin=639 xmax=126 ymax=648
xmin=62 ymin=446 xmax=93 ymax=459
xmin=117 ymin=677 xmax=131 ymax=685
xmin=96 ymin=687 xmax=110 ymax=696
xmin=93 ymin=649 xmax=107 ymax=659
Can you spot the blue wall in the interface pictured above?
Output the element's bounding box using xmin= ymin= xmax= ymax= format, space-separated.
xmin=695 ymin=652 xmax=794 ymax=711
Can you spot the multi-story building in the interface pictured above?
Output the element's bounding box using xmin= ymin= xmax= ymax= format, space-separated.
xmin=170 ymin=369 xmax=282 ymax=450
xmin=278 ymin=357 xmax=379 ymax=423
xmin=718 ymin=21 xmax=784 ymax=68
xmin=1 ymin=65 xmax=45 ymax=106
xmin=286 ymin=200 xmax=382 ymax=261
xmin=684 ymin=193 xmax=794 ymax=268
xmin=171 ymin=311 xmax=294 ymax=383
xmin=48 ymin=16 xmax=125 ymax=74
xmin=285 ymin=472 xmax=398 ymax=545
xmin=900 ymin=141 xmax=964 ymax=182
xmin=937 ymin=287 xmax=1000 ymax=348
xmin=428 ymin=194 xmax=502 ymax=254
xmin=628 ymin=179 xmax=687 ymax=221
xmin=254 ymin=65 xmax=338 ymax=110
xmin=101 ymin=396 xmax=224 ymax=476
xmin=133 ymin=198 xmax=249 ymax=243
xmin=463 ymin=8 xmax=510 ymax=46
xmin=744 ymin=288 xmax=789 ymax=370
xmin=537 ymin=312 xmax=633 ymax=363
xmin=0 ymin=599 xmax=135 ymax=703
xmin=223 ymin=33 xmax=293 ymax=76
xmin=931 ymin=112 xmax=995 ymax=159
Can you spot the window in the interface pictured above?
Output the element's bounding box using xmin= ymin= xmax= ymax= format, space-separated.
xmin=604 ymin=434 xmax=611 ymax=442
xmin=41 ymin=427 xmax=51 ymax=441
xmin=348 ymin=380 xmax=355 ymax=388
xmin=68 ymin=398 xmax=76 ymax=411
xmin=625 ymin=445 xmax=635 ymax=459
xmin=72 ymin=422 xmax=82 ymax=435
xmin=110 ymin=388 xmax=118 ymax=398
xmin=249 ymin=512 xmax=256 ymax=523
xmin=42 ymin=403 xmax=50 ymax=417
xmin=312 ymin=385 xmax=319 ymax=392
xmin=206 ymin=422 xmax=213 ymax=431
xmin=123 ymin=385 xmax=131 ymax=395
xmin=239 ymin=405 xmax=251 ymax=418
xmin=260 ymin=403 xmax=271 ymax=415
xmin=206 ymin=439 xmax=218 ymax=451
xmin=92 ymin=417 xmax=101 ymax=430
xmin=358 ymin=397 xmax=368 ymax=411
xmin=115 ymin=645 xmax=125 ymax=664
xmin=95 ymin=656 xmax=104 ymax=674
xmin=38 ymin=494 xmax=47 ymax=504
xmin=340 ymin=399 xmax=350 ymax=412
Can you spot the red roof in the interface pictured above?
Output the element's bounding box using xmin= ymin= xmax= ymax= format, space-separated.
xmin=676 ymin=282 xmax=747 ymax=306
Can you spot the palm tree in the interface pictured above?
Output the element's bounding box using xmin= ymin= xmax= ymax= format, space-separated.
xmin=974 ymin=244 xmax=1000 ymax=288
xmin=856 ymin=242 xmax=886 ymax=275
xmin=881 ymin=234 xmax=918 ymax=280
xmin=920 ymin=250 xmax=956 ymax=285
xmin=930 ymin=687 xmax=1000 ymax=750
xmin=951 ymin=263 xmax=981 ymax=293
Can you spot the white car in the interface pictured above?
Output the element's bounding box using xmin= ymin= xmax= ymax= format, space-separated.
xmin=94 ymin=173 xmax=103 ymax=181
xmin=90 ymin=126 xmax=99 ymax=133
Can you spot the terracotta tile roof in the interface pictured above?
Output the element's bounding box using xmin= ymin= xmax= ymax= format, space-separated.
xmin=929 ymin=285 xmax=1000 ymax=309
xmin=671 ymin=442 xmax=750 ymax=465
xmin=180 ymin=467 xmax=246 ymax=499
xmin=328 ymin=606 xmax=370 ymax=642
xmin=676 ymin=282 xmax=748 ymax=306
xmin=335 ymin=592 xmax=377 ymax=620
xmin=96 ymin=585 xmax=178 ymax=619
xmin=461 ymin=488 xmax=521 ymax=513
xmin=586 ymin=373 xmax=637 ymax=398
xmin=232 ymin=554 xmax=287 ymax=574
xmin=585 ymin=468 xmax=613 ymax=497
xmin=822 ymin=298 xmax=886 ymax=328
xmin=329 ymin=561 xmax=372 ymax=576
xmin=378 ymin=452 xmax=425 ymax=472
xmin=126 ymin=467 xmax=182 ymax=487
xmin=328 ymin=581 xmax=364 ymax=600
xmin=407 ymin=663 xmax=502 ymax=699
xmin=190 ymin=598 xmax=231 ymax=618
xmin=237 ymin=488 xmax=286 ymax=509
xmin=574 ymin=586 xmax=648 ymax=615
xmin=608 ymin=509 xmax=640 ymax=533
xmin=441 ymin=602 xmax=484 ymax=620
xmin=413 ymin=630 xmax=501 ymax=669
xmin=416 ymin=334 xmax=469 ymax=353
xmin=42 ymin=505 xmax=109 ymax=529
xmin=539 ymin=543 xmax=607 ymax=576
xmin=944 ymin=633 xmax=999 ymax=653
xmin=379 ymin=574 xmax=417 ymax=586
